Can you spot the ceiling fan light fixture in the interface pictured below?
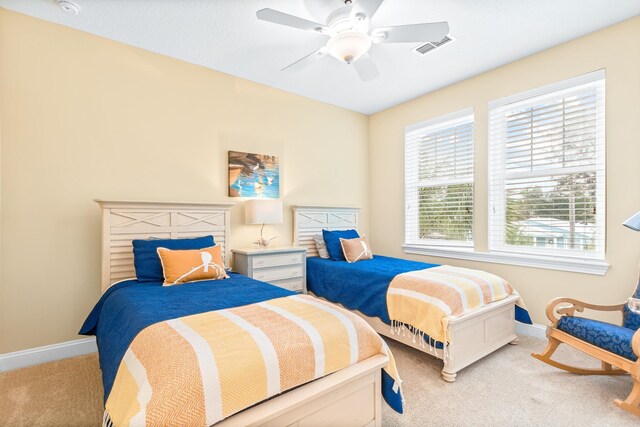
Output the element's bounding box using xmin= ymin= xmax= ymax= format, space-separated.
xmin=326 ymin=31 xmax=372 ymax=64
xmin=257 ymin=1 xmax=450 ymax=82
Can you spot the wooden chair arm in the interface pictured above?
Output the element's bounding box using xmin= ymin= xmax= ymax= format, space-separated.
xmin=633 ymin=329 xmax=640 ymax=359
xmin=545 ymin=297 xmax=627 ymax=326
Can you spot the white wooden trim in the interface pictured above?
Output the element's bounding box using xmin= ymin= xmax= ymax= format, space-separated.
xmin=94 ymin=199 xmax=234 ymax=210
xmin=0 ymin=337 xmax=97 ymax=373
xmin=95 ymin=200 xmax=233 ymax=292
xmin=292 ymin=205 xmax=360 ymax=257
xmin=313 ymin=293 xmax=519 ymax=382
xmin=486 ymin=72 xmax=606 ymax=261
xmin=488 ymin=69 xmax=605 ymax=109
xmin=216 ymin=355 xmax=387 ymax=427
xmin=404 ymin=110 xmax=475 ymax=247
xmin=515 ymin=322 xmax=548 ymax=340
xmin=291 ymin=205 xmax=360 ymax=212
xmin=404 ymin=107 xmax=474 ymax=134
xmin=403 ymin=244 xmax=610 ymax=275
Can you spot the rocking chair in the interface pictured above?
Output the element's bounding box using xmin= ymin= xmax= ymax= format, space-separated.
xmin=532 ymin=280 xmax=640 ymax=415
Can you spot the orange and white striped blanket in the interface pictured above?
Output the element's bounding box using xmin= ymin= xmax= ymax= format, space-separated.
xmin=387 ymin=265 xmax=523 ymax=346
xmin=104 ymin=294 xmax=401 ymax=427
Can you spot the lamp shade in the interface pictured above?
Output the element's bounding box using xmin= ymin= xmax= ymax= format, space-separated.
xmin=244 ymin=199 xmax=283 ymax=225
xmin=623 ymin=211 xmax=640 ymax=232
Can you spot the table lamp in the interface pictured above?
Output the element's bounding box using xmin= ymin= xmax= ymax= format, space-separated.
xmin=245 ymin=199 xmax=283 ymax=249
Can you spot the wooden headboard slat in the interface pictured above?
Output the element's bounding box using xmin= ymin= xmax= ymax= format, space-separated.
xmin=96 ymin=200 xmax=233 ymax=292
xmin=292 ymin=206 xmax=360 ymax=257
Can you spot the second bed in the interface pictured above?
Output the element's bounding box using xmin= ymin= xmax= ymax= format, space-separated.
xmin=294 ymin=205 xmax=531 ymax=382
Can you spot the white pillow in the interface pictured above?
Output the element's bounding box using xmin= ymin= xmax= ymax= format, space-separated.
xmin=313 ymin=234 xmax=330 ymax=258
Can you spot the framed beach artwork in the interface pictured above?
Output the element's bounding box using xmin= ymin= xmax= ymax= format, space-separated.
xmin=228 ymin=151 xmax=280 ymax=198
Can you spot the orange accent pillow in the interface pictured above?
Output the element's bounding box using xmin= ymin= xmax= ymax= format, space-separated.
xmin=157 ymin=245 xmax=228 ymax=286
xmin=340 ymin=235 xmax=373 ymax=263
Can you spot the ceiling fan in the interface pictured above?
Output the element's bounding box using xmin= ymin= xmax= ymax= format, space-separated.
xmin=256 ymin=0 xmax=449 ymax=81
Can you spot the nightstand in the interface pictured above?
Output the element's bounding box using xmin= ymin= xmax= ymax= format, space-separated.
xmin=232 ymin=247 xmax=307 ymax=293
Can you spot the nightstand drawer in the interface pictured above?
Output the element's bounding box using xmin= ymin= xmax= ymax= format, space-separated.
xmin=253 ymin=266 xmax=303 ymax=282
xmin=252 ymin=253 xmax=304 ymax=269
xmin=271 ymin=278 xmax=305 ymax=292
xmin=232 ymin=247 xmax=307 ymax=294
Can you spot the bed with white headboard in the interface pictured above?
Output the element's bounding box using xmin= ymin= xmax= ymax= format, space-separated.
xmin=94 ymin=200 xmax=387 ymax=427
xmin=293 ymin=205 xmax=360 ymax=257
xmin=293 ymin=205 xmax=521 ymax=382
xmin=96 ymin=199 xmax=233 ymax=292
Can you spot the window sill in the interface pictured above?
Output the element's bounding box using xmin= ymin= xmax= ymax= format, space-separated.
xmin=402 ymin=244 xmax=609 ymax=276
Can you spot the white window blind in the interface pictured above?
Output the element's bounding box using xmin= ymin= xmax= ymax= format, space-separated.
xmin=488 ymin=70 xmax=605 ymax=260
xmin=405 ymin=109 xmax=474 ymax=247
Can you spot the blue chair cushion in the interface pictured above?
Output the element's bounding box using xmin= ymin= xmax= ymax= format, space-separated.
xmin=132 ymin=235 xmax=215 ymax=282
xmin=322 ymin=229 xmax=359 ymax=261
xmin=623 ymin=279 xmax=640 ymax=331
xmin=557 ymin=316 xmax=637 ymax=361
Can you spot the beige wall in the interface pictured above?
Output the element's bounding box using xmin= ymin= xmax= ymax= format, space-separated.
xmin=369 ymin=17 xmax=640 ymax=325
xmin=0 ymin=10 xmax=369 ymax=353
xmin=1 ymin=9 xmax=639 ymax=354
xmin=0 ymin=43 xmax=3 ymax=354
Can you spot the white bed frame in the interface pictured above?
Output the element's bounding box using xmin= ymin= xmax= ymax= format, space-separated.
xmin=96 ymin=200 xmax=387 ymax=427
xmin=293 ymin=205 xmax=520 ymax=382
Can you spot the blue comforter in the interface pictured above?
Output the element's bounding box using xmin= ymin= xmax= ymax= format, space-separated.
xmin=307 ymin=255 xmax=532 ymax=329
xmin=79 ymin=272 xmax=403 ymax=414
xmin=80 ymin=273 xmax=292 ymax=401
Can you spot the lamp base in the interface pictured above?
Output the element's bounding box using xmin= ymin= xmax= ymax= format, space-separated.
xmin=254 ymin=235 xmax=278 ymax=249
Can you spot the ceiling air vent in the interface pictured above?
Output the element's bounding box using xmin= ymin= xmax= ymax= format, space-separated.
xmin=414 ymin=35 xmax=455 ymax=55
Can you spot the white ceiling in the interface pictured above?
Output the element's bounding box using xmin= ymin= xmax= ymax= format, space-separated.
xmin=1 ymin=0 xmax=639 ymax=114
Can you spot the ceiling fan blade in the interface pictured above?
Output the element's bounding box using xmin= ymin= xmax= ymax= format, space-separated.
xmin=350 ymin=0 xmax=385 ymax=21
xmin=373 ymin=22 xmax=449 ymax=43
xmin=282 ymin=48 xmax=327 ymax=72
xmin=353 ymin=54 xmax=380 ymax=82
xmin=257 ymin=8 xmax=329 ymax=33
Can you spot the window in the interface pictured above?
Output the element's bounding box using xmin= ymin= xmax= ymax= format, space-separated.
xmin=488 ymin=70 xmax=605 ymax=260
xmin=405 ymin=109 xmax=474 ymax=247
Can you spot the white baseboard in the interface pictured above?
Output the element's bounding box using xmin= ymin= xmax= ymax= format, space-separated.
xmin=0 ymin=337 xmax=97 ymax=373
xmin=516 ymin=322 xmax=547 ymax=340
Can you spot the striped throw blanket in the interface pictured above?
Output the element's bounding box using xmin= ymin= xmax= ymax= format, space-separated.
xmin=388 ymin=265 xmax=522 ymax=346
xmin=104 ymin=294 xmax=402 ymax=427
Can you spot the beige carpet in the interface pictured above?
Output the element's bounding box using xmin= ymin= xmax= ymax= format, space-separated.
xmin=0 ymin=353 xmax=103 ymax=426
xmin=0 ymin=336 xmax=638 ymax=426
xmin=384 ymin=336 xmax=638 ymax=426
